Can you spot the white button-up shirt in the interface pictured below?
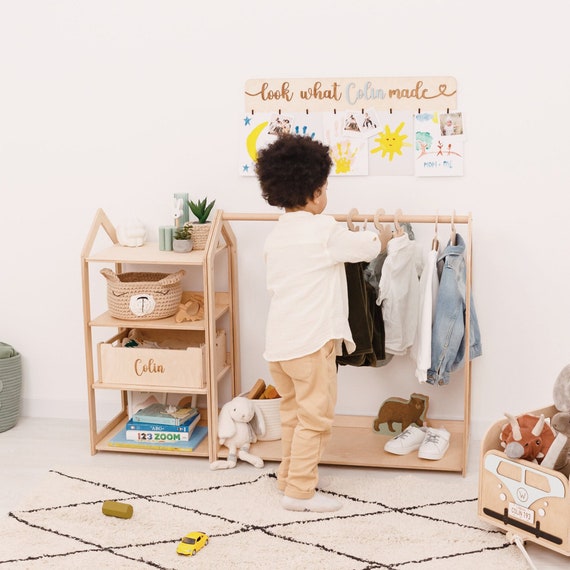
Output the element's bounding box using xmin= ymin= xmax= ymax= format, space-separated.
xmin=263 ymin=212 xmax=379 ymax=362
xmin=377 ymin=233 xmax=424 ymax=356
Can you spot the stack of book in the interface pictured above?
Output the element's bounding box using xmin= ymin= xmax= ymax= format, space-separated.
xmin=109 ymin=403 xmax=207 ymax=452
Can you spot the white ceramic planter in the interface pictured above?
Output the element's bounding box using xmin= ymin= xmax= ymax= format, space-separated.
xmin=172 ymin=239 xmax=193 ymax=253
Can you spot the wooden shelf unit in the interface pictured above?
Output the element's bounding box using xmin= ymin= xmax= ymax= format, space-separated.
xmin=82 ymin=209 xmax=473 ymax=475
xmin=81 ymin=209 xmax=240 ymax=461
xmin=222 ymin=211 xmax=473 ymax=476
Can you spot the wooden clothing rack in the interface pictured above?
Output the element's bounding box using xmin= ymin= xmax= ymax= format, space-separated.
xmin=223 ymin=211 xmax=473 ymax=475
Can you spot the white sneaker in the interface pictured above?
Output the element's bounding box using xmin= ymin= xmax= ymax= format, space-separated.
xmin=384 ymin=425 xmax=426 ymax=455
xmin=417 ymin=427 xmax=450 ymax=460
xmin=281 ymin=492 xmax=341 ymax=512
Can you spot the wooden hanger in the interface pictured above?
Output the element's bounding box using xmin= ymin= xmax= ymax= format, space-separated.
xmin=374 ymin=208 xmax=393 ymax=253
xmin=432 ymin=212 xmax=440 ymax=251
xmin=449 ymin=209 xmax=457 ymax=245
xmin=393 ymin=209 xmax=405 ymax=237
xmin=347 ymin=208 xmax=367 ymax=232
xmin=347 ymin=208 xmax=359 ymax=231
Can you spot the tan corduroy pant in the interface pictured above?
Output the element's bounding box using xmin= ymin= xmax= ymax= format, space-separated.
xmin=268 ymin=340 xmax=337 ymax=499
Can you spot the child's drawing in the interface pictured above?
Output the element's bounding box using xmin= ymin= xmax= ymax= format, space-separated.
xmin=414 ymin=111 xmax=464 ymax=177
xmin=240 ymin=113 xmax=273 ymax=176
xmin=324 ymin=112 xmax=368 ymax=175
xmin=368 ymin=111 xmax=414 ymax=176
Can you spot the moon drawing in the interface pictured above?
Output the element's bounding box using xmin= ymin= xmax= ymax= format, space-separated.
xmin=246 ymin=121 xmax=269 ymax=162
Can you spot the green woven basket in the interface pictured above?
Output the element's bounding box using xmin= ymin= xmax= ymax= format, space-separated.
xmin=0 ymin=343 xmax=22 ymax=433
xmin=0 ymin=342 xmax=22 ymax=432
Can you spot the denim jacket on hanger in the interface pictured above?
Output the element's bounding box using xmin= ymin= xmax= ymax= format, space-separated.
xmin=427 ymin=233 xmax=482 ymax=385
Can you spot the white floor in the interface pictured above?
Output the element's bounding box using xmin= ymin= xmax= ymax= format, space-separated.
xmin=0 ymin=417 xmax=567 ymax=569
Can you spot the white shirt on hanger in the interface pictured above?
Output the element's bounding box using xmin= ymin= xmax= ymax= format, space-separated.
xmin=412 ymin=246 xmax=440 ymax=382
xmin=377 ymin=232 xmax=423 ymax=356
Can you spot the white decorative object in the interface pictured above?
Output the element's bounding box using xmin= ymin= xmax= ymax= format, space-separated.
xmin=128 ymin=294 xmax=156 ymax=317
xmin=173 ymin=198 xmax=183 ymax=227
xmin=116 ymin=218 xmax=146 ymax=247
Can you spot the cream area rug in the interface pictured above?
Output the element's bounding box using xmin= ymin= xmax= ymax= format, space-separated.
xmin=0 ymin=466 xmax=527 ymax=569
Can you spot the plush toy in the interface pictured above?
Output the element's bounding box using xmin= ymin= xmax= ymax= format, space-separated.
xmin=547 ymin=364 xmax=570 ymax=476
xmin=543 ymin=412 xmax=570 ymax=476
xmin=553 ymin=364 xmax=570 ymax=412
xmin=499 ymin=413 xmax=557 ymax=463
xmin=499 ymin=366 xmax=570 ymax=476
xmin=209 ymin=396 xmax=266 ymax=470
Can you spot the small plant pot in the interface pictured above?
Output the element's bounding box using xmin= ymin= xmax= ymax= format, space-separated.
xmin=172 ymin=239 xmax=193 ymax=253
xmin=191 ymin=223 xmax=211 ymax=250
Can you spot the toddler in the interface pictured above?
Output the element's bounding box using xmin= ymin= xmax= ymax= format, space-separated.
xmin=255 ymin=134 xmax=380 ymax=512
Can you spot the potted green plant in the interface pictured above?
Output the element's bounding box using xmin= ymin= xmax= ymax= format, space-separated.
xmin=172 ymin=224 xmax=193 ymax=253
xmin=187 ymin=197 xmax=216 ymax=250
xmin=188 ymin=197 xmax=216 ymax=223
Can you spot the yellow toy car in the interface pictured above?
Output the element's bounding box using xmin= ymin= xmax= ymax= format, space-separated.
xmin=176 ymin=531 xmax=209 ymax=556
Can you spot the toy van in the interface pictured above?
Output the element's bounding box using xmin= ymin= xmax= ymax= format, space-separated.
xmin=478 ymin=404 xmax=570 ymax=557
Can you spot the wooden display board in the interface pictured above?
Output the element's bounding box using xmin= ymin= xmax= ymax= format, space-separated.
xmin=245 ymin=76 xmax=457 ymax=113
xmin=240 ymin=76 xmax=463 ymax=177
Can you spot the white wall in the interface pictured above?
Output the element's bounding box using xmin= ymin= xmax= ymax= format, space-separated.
xmin=1 ymin=1 xmax=569 ymax=439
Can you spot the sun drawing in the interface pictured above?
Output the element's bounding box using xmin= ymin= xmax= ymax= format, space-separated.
xmin=370 ymin=121 xmax=412 ymax=161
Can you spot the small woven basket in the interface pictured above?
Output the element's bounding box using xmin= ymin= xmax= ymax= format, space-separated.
xmin=187 ymin=222 xmax=211 ymax=250
xmin=247 ymin=396 xmax=282 ymax=441
xmin=0 ymin=343 xmax=22 ymax=433
xmin=100 ymin=268 xmax=185 ymax=320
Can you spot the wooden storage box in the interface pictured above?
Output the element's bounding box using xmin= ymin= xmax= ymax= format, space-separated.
xmin=97 ymin=329 xmax=226 ymax=389
xmin=478 ymin=404 xmax=570 ymax=557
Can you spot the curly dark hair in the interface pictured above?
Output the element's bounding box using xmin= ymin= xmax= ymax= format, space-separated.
xmin=255 ymin=134 xmax=332 ymax=209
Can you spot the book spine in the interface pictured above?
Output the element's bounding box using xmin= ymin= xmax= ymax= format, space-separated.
xmin=131 ymin=414 xmax=180 ymax=426
xmin=126 ymin=416 xmax=199 ymax=432
xmin=126 ymin=430 xmax=190 ymax=442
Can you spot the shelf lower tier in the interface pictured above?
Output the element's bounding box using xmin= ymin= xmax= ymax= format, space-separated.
xmin=94 ymin=416 xmax=210 ymax=458
xmin=95 ymin=414 xmax=466 ymax=472
xmin=220 ymin=415 xmax=468 ymax=473
xmin=93 ymin=412 xmax=466 ymax=473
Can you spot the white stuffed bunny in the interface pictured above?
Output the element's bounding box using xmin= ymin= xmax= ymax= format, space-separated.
xmin=210 ymin=396 xmax=266 ymax=470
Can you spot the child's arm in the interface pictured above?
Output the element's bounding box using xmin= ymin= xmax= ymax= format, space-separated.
xmin=328 ymin=224 xmax=380 ymax=263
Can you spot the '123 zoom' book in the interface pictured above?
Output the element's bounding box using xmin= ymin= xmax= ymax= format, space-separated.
xmin=125 ymin=415 xmax=200 ymax=441
xmin=110 ymin=425 xmax=208 ymax=452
